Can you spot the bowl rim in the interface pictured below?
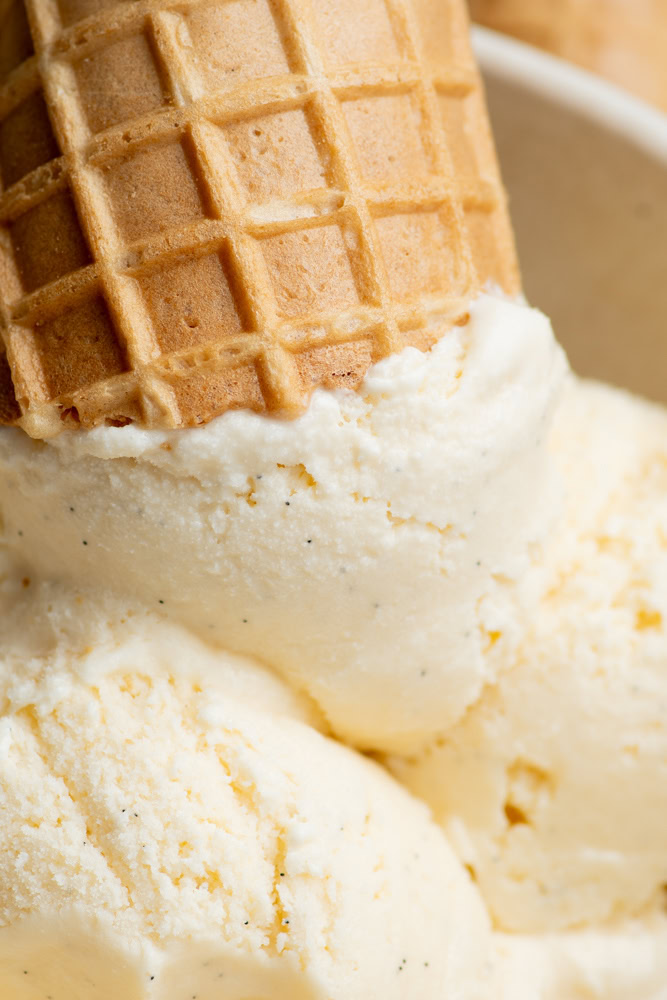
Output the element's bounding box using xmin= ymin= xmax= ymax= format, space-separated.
xmin=473 ymin=26 xmax=667 ymax=163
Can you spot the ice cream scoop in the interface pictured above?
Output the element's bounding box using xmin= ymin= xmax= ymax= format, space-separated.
xmin=0 ymin=0 xmax=564 ymax=755
xmin=492 ymin=917 xmax=667 ymax=1000
xmin=0 ymin=576 xmax=493 ymax=1000
xmin=0 ymin=295 xmax=566 ymax=751
xmin=388 ymin=378 xmax=667 ymax=930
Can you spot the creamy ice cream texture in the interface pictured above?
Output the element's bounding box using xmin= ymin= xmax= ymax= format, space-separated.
xmin=0 ymin=294 xmax=565 ymax=753
xmin=389 ymin=378 xmax=667 ymax=933
xmin=2 ymin=563 xmax=667 ymax=999
xmin=492 ymin=919 xmax=667 ymax=1000
xmin=2 ymin=299 xmax=667 ymax=994
xmin=0 ymin=250 xmax=665 ymax=997
xmin=0 ymin=580 xmax=493 ymax=1000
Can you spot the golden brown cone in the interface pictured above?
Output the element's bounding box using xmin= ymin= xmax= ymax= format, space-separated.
xmin=0 ymin=0 xmax=519 ymax=438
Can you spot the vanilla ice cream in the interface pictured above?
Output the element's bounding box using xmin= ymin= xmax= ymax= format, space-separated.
xmin=492 ymin=917 xmax=667 ymax=1000
xmin=0 ymin=294 xmax=566 ymax=752
xmin=389 ymin=378 xmax=667 ymax=931
xmin=0 ymin=576 xmax=493 ymax=1000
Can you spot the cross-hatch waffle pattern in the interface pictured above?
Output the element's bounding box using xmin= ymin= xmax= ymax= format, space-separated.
xmin=0 ymin=0 xmax=518 ymax=436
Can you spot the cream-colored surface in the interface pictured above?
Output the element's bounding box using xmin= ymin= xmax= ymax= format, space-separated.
xmin=2 ymin=378 xmax=667 ymax=997
xmin=4 ymin=558 xmax=667 ymax=1000
xmin=0 ymin=575 xmax=323 ymax=730
xmin=479 ymin=37 xmax=667 ymax=405
xmin=389 ymin=378 xmax=667 ymax=931
xmin=492 ymin=917 xmax=667 ymax=1000
xmin=0 ymin=294 xmax=566 ymax=752
xmin=0 ymin=583 xmax=492 ymax=1000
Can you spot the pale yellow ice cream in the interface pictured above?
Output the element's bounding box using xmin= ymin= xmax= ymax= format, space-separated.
xmin=0 ymin=295 xmax=566 ymax=752
xmin=0 ymin=579 xmax=493 ymax=1000
xmin=3 ymin=578 xmax=666 ymax=1000
xmin=389 ymin=378 xmax=667 ymax=932
xmin=2 ymin=285 xmax=665 ymax=995
xmin=492 ymin=917 xmax=667 ymax=1000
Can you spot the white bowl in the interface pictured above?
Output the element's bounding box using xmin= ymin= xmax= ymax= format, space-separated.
xmin=475 ymin=28 xmax=667 ymax=404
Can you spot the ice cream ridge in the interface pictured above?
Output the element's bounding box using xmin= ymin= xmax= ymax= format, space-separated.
xmin=1 ymin=1 xmax=667 ymax=999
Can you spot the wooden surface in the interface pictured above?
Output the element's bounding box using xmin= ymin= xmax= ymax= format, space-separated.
xmin=470 ymin=0 xmax=667 ymax=111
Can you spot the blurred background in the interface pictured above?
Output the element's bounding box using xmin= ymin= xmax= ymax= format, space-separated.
xmin=469 ymin=0 xmax=667 ymax=111
xmin=467 ymin=0 xmax=667 ymax=403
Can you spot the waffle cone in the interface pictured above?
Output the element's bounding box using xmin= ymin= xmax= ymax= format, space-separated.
xmin=0 ymin=0 xmax=519 ymax=438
